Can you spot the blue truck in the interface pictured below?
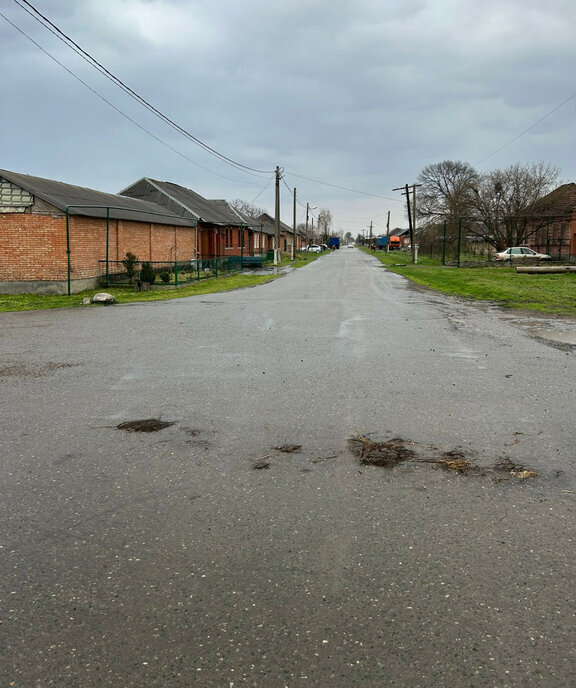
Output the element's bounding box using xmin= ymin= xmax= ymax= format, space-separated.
xmin=376 ymin=235 xmax=401 ymax=250
xmin=328 ymin=237 xmax=340 ymax=249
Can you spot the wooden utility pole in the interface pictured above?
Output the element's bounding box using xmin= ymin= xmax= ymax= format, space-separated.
xmin=369 ymin=221 xmax=373 ymax=247
xmin=393 ymin=184 xmax=421 ymax=264
xmin=274 ymin=166 xmax=281 ymax=265
xmin=386 ymin=210 xmax=390 ymax=253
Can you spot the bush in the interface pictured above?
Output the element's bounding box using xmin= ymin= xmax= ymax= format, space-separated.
xmin=140 ymin=262 xmax=156 ymax=285
xmin=122 ymin=252 xmax=138 ymax=281
xmin=159 ymin=270 xmax=171 ymax=284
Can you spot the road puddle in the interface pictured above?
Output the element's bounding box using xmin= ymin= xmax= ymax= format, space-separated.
xmin=496 ymin=311 xmax=576 ymax=347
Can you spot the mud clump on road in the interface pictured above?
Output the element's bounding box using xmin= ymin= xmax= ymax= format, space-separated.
xmin=494 ymin=457 xmax=539 ymax=479
xmin=274 ymin=444 xmax=302 ymax=453
xmin=252 ymin=459 xmax=271 ymax=470
xmin=348 ymin=435 xmax=416 ymax=467
xmin=432 ymin=450 xmax=485 ymax=475
xmin=116 ymin=419 xmax=175 ymax=433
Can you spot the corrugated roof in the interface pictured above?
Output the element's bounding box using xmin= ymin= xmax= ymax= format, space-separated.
xmin=257 ymin=212 xmax=298 ymax=236
xmin=0 ymin=169 xmax=194 ymax=226
xmin=124 ymin=178 xmax=250 ymax=225
xmin=527 ymin=183 xmax=576 ymax=219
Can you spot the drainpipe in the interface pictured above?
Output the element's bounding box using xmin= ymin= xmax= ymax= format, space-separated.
xmin=105 ymin=207 xmax=110 ymax=287
xmin=66 ymin=208 xmax=71 ymax=296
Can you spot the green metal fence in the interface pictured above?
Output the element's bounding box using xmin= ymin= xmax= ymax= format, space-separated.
xmin=98 ymin=253 xmax=274 ymax=288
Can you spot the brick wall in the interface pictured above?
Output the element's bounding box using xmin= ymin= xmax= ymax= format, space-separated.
xmin=0 ymin=211 xmax=198 ymax=285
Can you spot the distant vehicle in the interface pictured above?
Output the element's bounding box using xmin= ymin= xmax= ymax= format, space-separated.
xmin=493 ymin=247 xmax=551 ymax=262
xmin=305 ymin=244 xmax=322 ymax=253
xmin=347 ymin=243 xmax=355 ymax=248
xmin=375 ymin=236 xmax=402 ymax=250
xmin=328 ymin=237 xmax=340 ymax=249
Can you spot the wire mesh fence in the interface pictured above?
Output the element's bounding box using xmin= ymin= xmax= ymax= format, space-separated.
xmin=98 ymin=253 xmax=274 ymax=288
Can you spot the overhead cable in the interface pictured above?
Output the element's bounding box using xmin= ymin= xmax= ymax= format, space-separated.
xmin=11 ymin=0 xmax=274 ymax=176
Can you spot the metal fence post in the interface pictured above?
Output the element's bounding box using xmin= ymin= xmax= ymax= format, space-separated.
xmin=457 ymin=218 xmax=462 ymax=267
xmin=174 ymin=261 xmax=178 ymax=286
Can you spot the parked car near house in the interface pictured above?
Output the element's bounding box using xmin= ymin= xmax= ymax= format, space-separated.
xmin=305 ymin=244 xmax=323 ymax=253
xmin=493 ymin=247 xmax=551 ymax=262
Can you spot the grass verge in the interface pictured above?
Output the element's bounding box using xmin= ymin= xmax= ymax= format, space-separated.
xmin=0 ymin=252 xmax=321 ymax=313
xmin=0 ymin=273 xmax=280 ymax=313
xmin=367 ymin=249 xmax=576 ymax=315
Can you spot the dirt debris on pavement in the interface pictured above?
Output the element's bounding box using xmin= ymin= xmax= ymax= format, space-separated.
xmin=116 ymin=419 xmax=175 ymax=433
xmin=348 ymin=434 xmax=539 ymax=480
xmin=494 ymin=456 xmax=539 ymax=479
xmin=0 ymin=362 xmax=79 ymax=378
xmin=274 ymin=444 xmax=302 ymax=453
xmin=431 ymin=450 xmax=485 ymax=475
xmin=348 ymin=435 xmax=416 ymax=467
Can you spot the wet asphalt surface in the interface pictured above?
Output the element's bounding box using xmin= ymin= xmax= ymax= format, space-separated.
xmin=1 ymin=249 xmax=575 ymax=687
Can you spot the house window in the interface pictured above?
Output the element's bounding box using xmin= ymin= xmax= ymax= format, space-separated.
xmin=225 ymin=228 xmax=234 ymax=248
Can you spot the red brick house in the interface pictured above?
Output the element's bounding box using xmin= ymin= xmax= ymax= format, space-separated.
xmin=256 ymin=212 xmax=304 ymax=254
xmin=527 ymin=183 xmax=576 ymax=259
xmin=120 ymin=178 xmax=268 ymax=260
xmin=0 ymin=169 xmax=197 ymax=294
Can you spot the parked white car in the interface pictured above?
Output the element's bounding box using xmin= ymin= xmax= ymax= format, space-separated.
xmin=305 ymin=244 xmax=323 ymax=253
xmin=493 ymin=247 xmax=551 ymax=262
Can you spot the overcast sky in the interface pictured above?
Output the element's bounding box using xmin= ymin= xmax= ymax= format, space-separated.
xmin=2 ymin=0 xmax=575 ymax=235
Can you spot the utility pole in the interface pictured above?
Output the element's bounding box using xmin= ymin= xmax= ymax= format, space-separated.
xmin=386 ymin=210 xmax=390 ymax=253
xmin=292 ymin=187 xmax=297 ymax=260
xmin=369 ymin=221 xmax=373 ymax=247
xmin=274 ymin=166 xmax=281 ymax=266
xmin=393 ymin=183 xmax=421 ymax=264
xmin=412 ymin=184 xmax=418 ymax=241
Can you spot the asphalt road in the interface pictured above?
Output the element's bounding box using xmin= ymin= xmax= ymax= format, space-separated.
xmin=1 ymin=248 xmax=575 ymax=687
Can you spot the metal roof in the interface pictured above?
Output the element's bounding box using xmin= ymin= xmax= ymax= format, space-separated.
xmin=0 ymin=169 xmax=194 ymax=226
xmin=257 ymin=212 xmax=298 ymax=236
xmin=121 ymin=178 xmax=253 ymax=226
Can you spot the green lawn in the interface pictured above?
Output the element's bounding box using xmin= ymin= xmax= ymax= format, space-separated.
xmin=0 ymin=252 xmax=321 ymax=313
xmin=0 ymin=273 xmax=279 ymax=313
xmin=366 ymin=249 xmax=576 ymax=315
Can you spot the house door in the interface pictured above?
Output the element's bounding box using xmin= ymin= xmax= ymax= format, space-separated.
xmin=200 ymin=230 xmax=214 ymax=259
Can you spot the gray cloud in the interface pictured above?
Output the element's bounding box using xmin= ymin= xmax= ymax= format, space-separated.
xmin=1 ymin=0 xmax=575 ymax=232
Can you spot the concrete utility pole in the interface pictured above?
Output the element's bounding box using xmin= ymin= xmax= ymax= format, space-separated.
xmin=369 ymin=221 xmax=373 ymax=247
xmin=292 ymin=187 xmax=297 ymax=260
xmin=386 ymin=210 xmax=390 ymax=253
xmin=274 ymin=166 xmax=281 ymax=265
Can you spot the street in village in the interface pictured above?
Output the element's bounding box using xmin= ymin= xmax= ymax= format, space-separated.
xmin=1 ymin=248 xmax=575 ymax=687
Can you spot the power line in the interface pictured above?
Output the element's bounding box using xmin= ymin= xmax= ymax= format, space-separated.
xmin=251 ymin=175 xmax=275 ymax=205
xmin=475 ymin=90 xmax=576 ymax=166
xmin=284 ymin=170 xmax=401 ymax=202
xmin=1 ymin=10 xmax=266 ymax=185
xmin=6 ymin=0 xmax=412 ymax=207
xmin=10 ymin=0 xmax=274 ymax=177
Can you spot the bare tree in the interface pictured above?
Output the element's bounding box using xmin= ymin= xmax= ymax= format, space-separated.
xmin=470 ymin=162 xmax=560 ymax=249
xmin=316 ymin=208 xmax=333 ymax=243
xmin=229 ymin=198 xmax=268 ymax=219
xmin=416 ymin=160 xmax=480 ymax=224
